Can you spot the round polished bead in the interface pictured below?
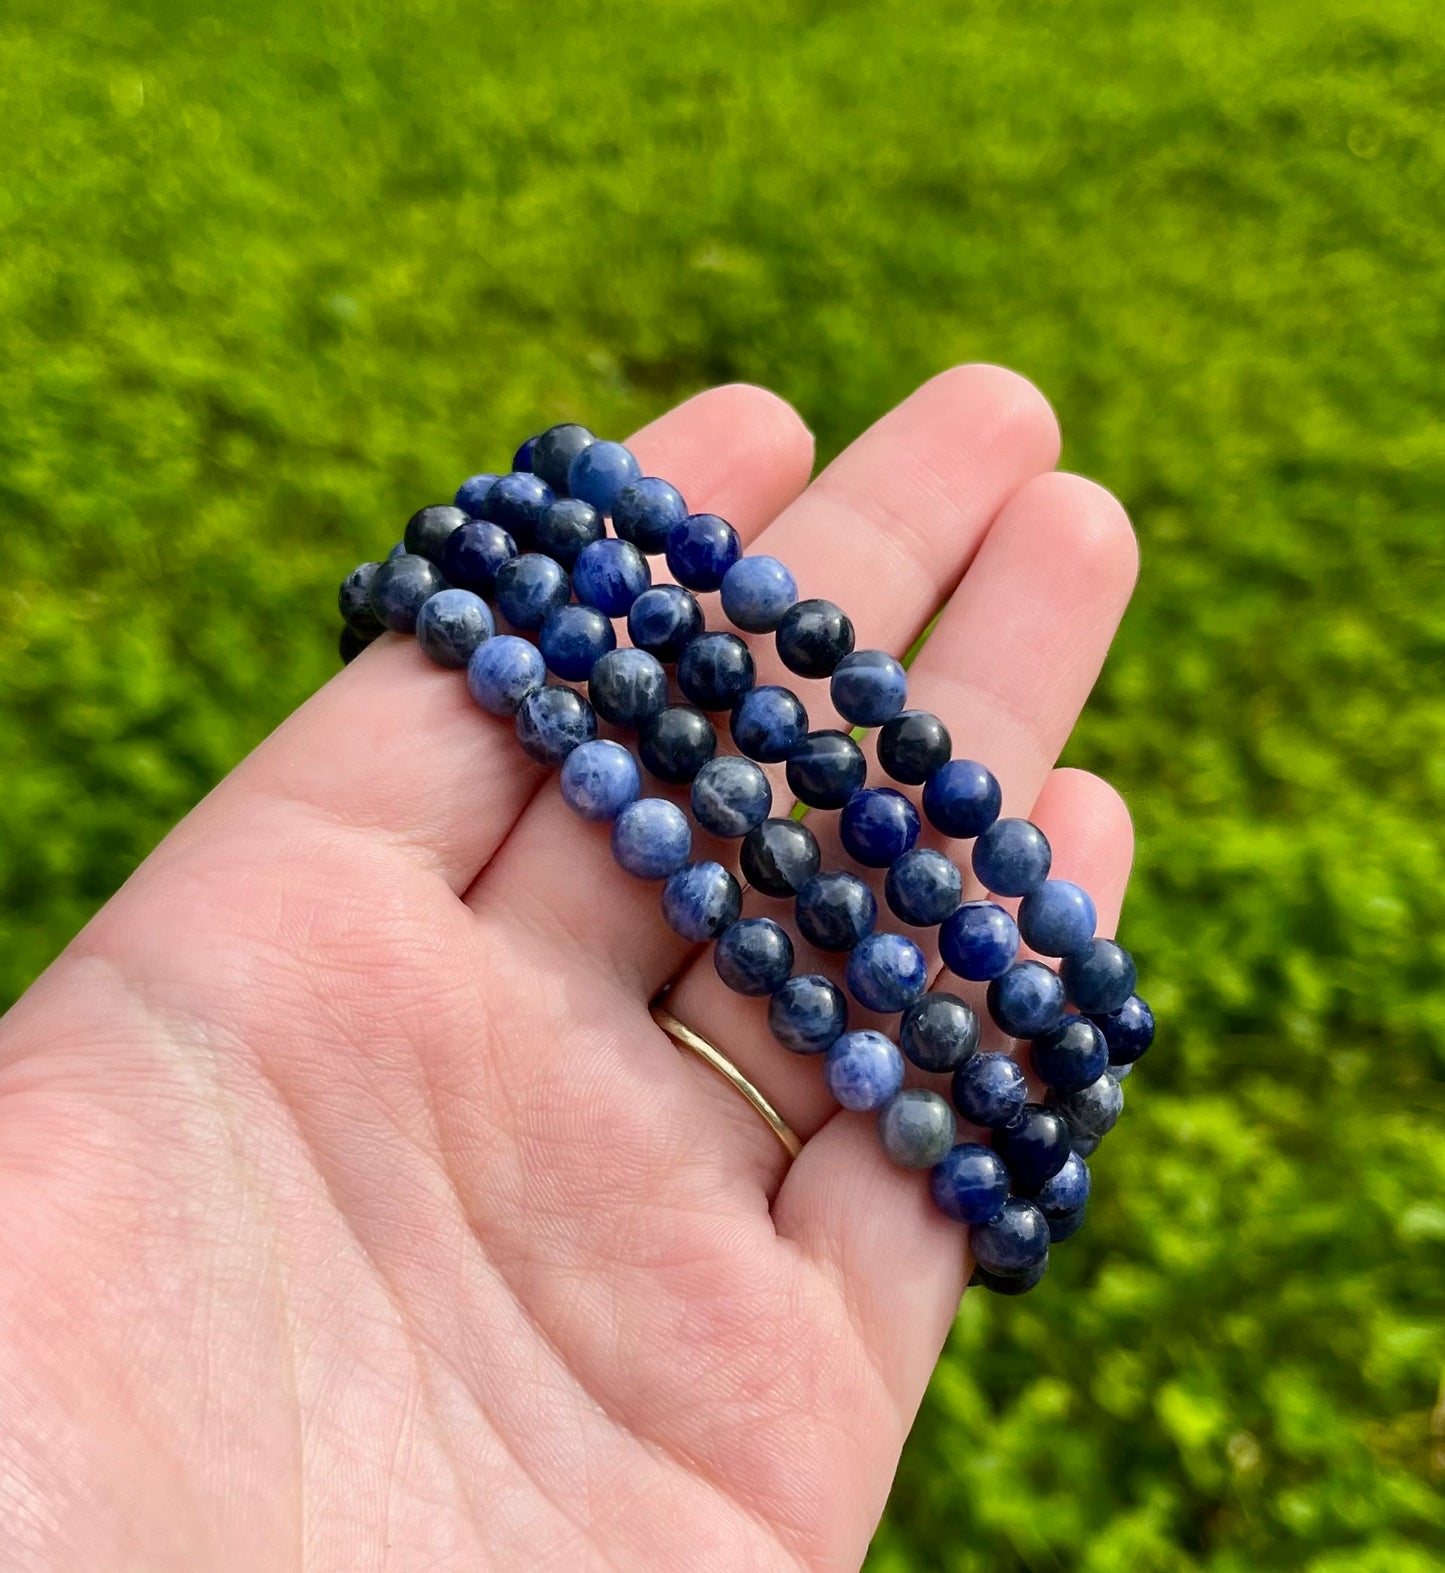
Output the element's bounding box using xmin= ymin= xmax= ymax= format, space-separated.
xmin=769 ymin=974 xmax=847 ymax=1055
xmin=951 ymin=1051 xmax=1027 ymax=1128
xmin=588 ymin=648 xmax=669 ymax=729
xmin=339 ymin=562 xmax=385 ymax=636
xmin=1046 ymin=1204 xmax=1087 ymax=1244
xmin=690 ymin=756 xmax=772 ymax=838
xmin=1030 ymin=1013 xmax=1109 ymax=1093
xmin=715 ymin=918 xmax=794 ymax=996
xmin=677 ymin=632 xmax=755 ymax=711
xmin=454 ymin=472 xmax=500 ymax=518
xmin=535 ymin=498 xmax=604 ymax=568
xmin=511 ymin=436 xmax=537 ymax=472
xmin=539 ymin=604 xmax=616 ymax=681
xmin=611 ymin=797 xmax=692 ymax=880
xmin=514 ymin=686 xmax=597 ymax=767
xmin=1018 ymin=880 xmax=1097 ymax=957
xmin=481 ymin=472 xmax=554 ymax=546
xmin=404 ymin=504 xmax=468 ymax=565
xmin=638 ymin=705 xmax=717 ymax=784
xmin=785 ymin=729 xmax=867 ymax=809
xmin=987 ymin=960 xmax=1066 ymax=1038
xmin=1061 ymin=937 xmax=1137 ymax=1015
xmin=339 ymin=625 xmax=373 ymax=664
xmin=661 ymin=861 xmax=742 ymax=941
xmin=830 ymin=649 xmax=908 ymax=727
xmin=530 ymin=423 xmax=596 ymax=494
xmin=840 ymin=788 xmax=920 ymax=868
xmin=929 ymin=1143 xmax=1009 ymax=1224
xmin=1034 ymin=1150 xmax=1091 ymax=1221
xmin=665 ymin=513 xmax=742 ymax=591
xmin=1048 ymin=1070 xmax=1124 ymax=1145
xmin=467 ymin=634 xmax=547 ymax=717
xmin=1109 ymin=1061 xmax=1134 ymax=1081
xmin=972 ymin=1256 xmax=1050 ymax=1295
xmin=740 ymin=818 xmax=821 ymax=897
xmin=416 ymin=589 xmax=494 ymax=669
xmin=875 ymin=709 xmax=951 ymax=785
xmin=886 ymin=848 xmax=962 ymax=927
xmin=1089 ymin=993 xmax=1154 ymax=1065
xmin=627 ymin=585 xmax=704 ymax=661
xmin=972 ymin=818 xmax=1052 ymax=898
xmin=795 ymin=871 xmax=877 ymax=952
xmin=939 ymin=901 xmax=1020 ymax=981
xmin=972 ymin=1198 xmax=1050 ymax=1277
xmin=495 ymin=553 xmax=570 ymax=630
xmin=613 ymin=476 xmax=688 ymax=553
xmin=720 ymin=555 xmax=798 ymax=633
xmin=846 ymin=932 xmax=928 ymax=1013
xmin=994 ymin=1105 xmax=1072 ymax=1194
xmin=922 ymin=758 xmax=1002 ymax=840
xmin=731 ymin=685 xmax=809 ymax=762
xmin=900 ymin=993 xmax=980 ymax=1073
xmin=824 ymin=1030 xmax=905 ymax=1111
xmin=877 ymin=1089 xmax=956 ymax=1169
xmin=569 ymin=440 xmax=641 ymax=515
xmin=775 ymin=598 xmax=855 ymax=679
xmin=559 ymin=738 xmax=641 ymax=822
xmin=387 ymin=541 xmax=407 ymax=560
xmin=573 ymin=537 xmax=650 ymax=617
xmin=1071 ymin=1133 xmax=1102 ymax=1158
xmin=370 ymin=553 xmax=448 ymax=633
xmin=441 ymin=519 xmax=517 ymax=596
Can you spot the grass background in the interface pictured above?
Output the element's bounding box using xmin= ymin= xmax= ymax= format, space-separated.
xmin=2 ymin=0 xmax=1443 ymax=1567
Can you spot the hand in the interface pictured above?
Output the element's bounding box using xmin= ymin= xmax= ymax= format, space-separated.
xmin=0 ymin=368 xmax=1138 ymax=1571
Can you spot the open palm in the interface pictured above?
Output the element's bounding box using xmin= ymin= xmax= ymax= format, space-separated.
xmin=0 ymin=368 xmax=1139 ymax=1571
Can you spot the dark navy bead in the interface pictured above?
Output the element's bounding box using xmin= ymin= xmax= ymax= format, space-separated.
xmin=951 ymin=1052 xmax=1027 ymax=1128
xmin=370 ymin=553 xmax=448 ymax=634
xmin=539 ymin=604 xmax=615 ymax=681
xmin=690 ymin=756 xmax=772 ymax=838
xmin=1046 ymin=1204 xmax=1087 ymax=1244
xmin=720 ymin=555 xmax=798 ymax=633
xmin=665 ymin=513 xmax=742 ymax=591
xmin=512 ymin=437 xmax=537 ymax=472
xmin=1061 ymin=938 xmax=1137 ymax=1015
xmin=530 ymin=423 xmax=596 ymax=495
xmin=627 ymin=585 xmax=705 ymax=661
xmin=886 ymin=848 xmax=962 ymax=927
xmin=1018 ymin=880 xmax=1097 ymax=958
xmin=971 ymin=1198 xmax=1050 ymax=1277
xmin=466 ymin=634 xmax=547 ymax=718
xmin=535 ymin=498 xmax=604 ymax=568
xmin=404 ymin=504 xmax=468 ymax=565
xmin=1048 ymin=1071 xmax=1124 ymax=1145
xmin=987 ymin=961 xmax=1066 ymax=1038
xmin=830 ymin=649 xmax=908 ymax=728
xmin=930 ymin=1143 xmax=1009 ymax=1224
xmin=876 ymin=710 xmax=951 ymax=785
xmin=972 ymin=818 xmax=1052 ymax=898
xmin=677 ymin=632 xmax=755 ymax=711
xmin=559 ymin=739 xmax=641 ymax=821
xmin=900 ymin=993 xmax=980 ymax=1073
xmin=611 ymin=797 xmax=692 ymax=880
xmin=1089 ymin=993 xmax=1154 ymax=1065
xmin=638 ymin=705 xmax=717 ymax=784
xmin=661 ymin=861 xmax=743 ymax=941
xmin=823 ymin=1030 xmax=905 ymax=1111
xmin=731 ymin=685 xmax=809 ymax=763
xmin=613 ymin=476 xmax=688 ymax=553
xmin=846 ymin=932 xmax=928 ymax=1013
xmin=573 ymin=538 xmax=650 ymax=617
xmin=588 ymin=648 xmax=669 ymax=729
xmin=768 ymin=974 xmax=847 ymax=1055
xmin=795 ymin=871 xmax=877 ymax=952
xmin=416 ymin=588 xmax=494 ymax=669
xmin=454 ymin=472 xmax=500 ymax=517
xmin=495 ymin=553 xmax=570 ymax=631
xmin=775 ymin=598 xmax=855 ymax=679
xmin=972 ymin=1255 xmax=1050 ymax=1295
xmin=339 ymin=625 xmax=374 ymax=664
xmin=1034 ymin=1150 xmax=1091 ymax=1221
xmin=840 ymin=788 xmax=921 ymax=868
xmin=740 ymin=818 xmax=821 ymax=898
xmin=441 ymin=520 xmax=518 ymax=596
xmin=1030 ymin=1013 xmax=1109 ymax=1093
xmin=339 ymin=562 xmax=385 ymax=636
xmin=1071 ymin=1133 xmax=1102 ymax=1158
xmin=922 ymin=759 xmax=1002 ymax=840
xmin=939 ymin=901 xmax=1020 ymax=981
xmin=994 ymin=1105 xmax=1072 ymax=1194
xmin=877 ymin=1090 xmax=956 ymax=1169
xmin=514 ymin=686 xmax=597 ymax=767
xmin=569 ymin=440 xmax=641 ymax=515
xmin=785 ymin=730 xmax=867 ymax=810
xmin=715 ymin=918 xmax=794 ymax=996
xmin=482 ymin=472 xmax=555 ymax=546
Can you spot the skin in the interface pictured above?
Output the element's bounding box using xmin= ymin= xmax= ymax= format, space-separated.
xmin=0 ymin=367 xmax=1138 ymax=1572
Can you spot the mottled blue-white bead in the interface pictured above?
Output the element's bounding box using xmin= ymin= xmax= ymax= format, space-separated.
xmin=530 ymin=424 xmax=595 ymax=494
xmin=1061 ymin=938 xmax=1137 ymax=1015
xmin=972 ymin=817 xmax=1052 ymax=898
xmin=1108 ymin=1060 xmax=1133 ymax=1081
xmin=627 ymin=584 xmax=704 ymax=662
xmin=1030 ymin=1013 xmax=1109 ymax=1093
xmin=613 ymin=476 xmax=688 ymax=554
xmin=938 ymin=901 xmax=1020 ymax=981
xmin=877 ymin=709 xmax=952 ymax=785
xmin=677 ymin=632 xmax=755 ymax=712
xmin=404 ymin=504 xmax=468 ymax=565
xmin=900 ymin=993 xmax=980 ymax=1073
xmin=441 ymin=520 xmax=517 ymax=597
xmin=573 ymin=537 xmax=650 ymax=617
xmin=495 ymin=553 xmax=570 ymax=631
xmin=987 ymin=960 xmax=1066 ymax=1038
xmin=823 ymin=1030 xmax=905 ymax=1111
xmin=514 ymin=686 xmax=597 ymax=767
xmin=922 ymin=758 xmax=1002 ymax=840
xmin=690 ymin=756 xmax=772 ymax=838
xmin=611 ymin=797 xmax=692 ymax=880
xmin=1018 ymin=879 xmax=1097 ymax=957
xmin=785 ymin=729 xmax=867 ymax=809
xmin=370 ymin=553 xmax=449 ymax=634
xmin=740 ymin=818 xmax=821 ymax=897
xmin=1034 ymin=1150 xmax=1091 ymax=1221
xmin=720 ymin=555 xmax=798 ymax=633
xmin=840 ymin=788 xmax=920 ymax=868
xmin=339 ymin=562 xmax=385 ymax=636
xmin=877 ymin=1090 xmax=956 ymax=1169
xmin=416 ymin=589 xmax=494 ymax=669
xmin=951 ymin=1051 xmax=1027 ymax=1128
xmin=511 ymin=437 xmax=537 ymax=472
xmin=661 ymin=861 xmax=742 ymax=941
xmin=846 ymin=932 xmax=928 ymax=1013
xmin=539 ymin=604 xmax=616 ymax=682
xmin=466 ymin=634 xmax=547 ymax=718
xmin=993 ymin=1104 xmax=1072 ymax=1194
xmin=768 ymin=974 xmax=847 ymax=1055
xmin=1047 ymin=1070 xmax=1124 ymax=1146
xmin=972 ymin=1256 xmax=1050 ymax=1295
xmin=568 ymin=440 xmax=641 ymax=515
xmin=559 ymin=739 xmax=641 ymax=822
xmin=776 ymin=598 xmax=855 ymax=678
xmin=971 ymin=1198 xmax=1050 ymax=1277
xmin=535 ymin=498 xmax=604 ymax=569
xmin=886 ymin=847 xmax=963 ymax=927
xmin=665 ymin=512 xmax=742 ymax=591
xmin=1089 ymin=993 xmax=1154 ymax=1065
xmin=714 ymin=918 xmax=794 ymax=996
xmin=830 ymin=649 xmax=908 ymax=728
xmin=588 ymin=648 xmax=669 ymax=729
xmin=481 ymin=472 xmax=554 ymax=546
xmin=454 ymin=472 xmax=500 ymax=517
xmin=795 ymin=870 xmax=877 ymax=952
xmin=730 ymin=685 xmax=809 ymax=763
xmin=930 ymin=1142 xmax=1009 ymax=1224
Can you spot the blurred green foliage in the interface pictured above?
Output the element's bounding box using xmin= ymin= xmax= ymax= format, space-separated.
xmin=2 ymin=0 xmax=1442 ymax=1566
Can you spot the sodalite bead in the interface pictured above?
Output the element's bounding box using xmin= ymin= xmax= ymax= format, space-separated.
xmin=339 ymin=562 xmax=385 ymax=636
xmin=840 ymin=788 xmax=920 ymax=868
xmin=539 ymin=604 xmax=616 ymax=681
xmin=611 ymin=797 xmax=692 ymax=880
xmin=690 ymin=756 xmax=772 ymax=838
xmin=627 ymin=584 xmax=704 ymax=661
xmin=1018 ymin=880 xmax=1097 ymax=957
xmin=929 ymin=1143 xmax=1009 ymax=1224
xmin=1062 ymin=938 xmax=1138 ymax=1015
xmin=388 ymin=541 xmax=407 ymax=560
xmin=467 ymin=634 xmax=547 ymax=717
xmin=454 ymin=472 xmax=500 ymax=518
xmin=731 ymin=685 xmax=809 ymax=762
xmin=588 ymin=648 xmax=669 ymax=728
xmin=569 ymin=440 xmax=642 ymax=515
xmin=830 ymin=649 xmax=908 ymax=727
xmin=370 ymin=553 xmax=448 ymax=633
xmin=972 ymin=818 xmax=1052 ymax=898
xmin=613 ymin=476 xmax=688 ymax=554
xmin=720 ymin=555 xmax=798 ymax=633
xmin=886 ymin=848 xmax=963 ymax=927
xmin=441 ymin=520 xmax=517 ymax=596
xmin=972 ymin=1257 xmax=1049 ymax=1295
xmin=769 ymin=974 xmax=847 ymax=1054
xmin=877 ymin=710 xmax=952 ymax=786
xmin=530 ymin=423 xmax=596 ymax=494
xmin=972 ymin=1198 xmax=1050 ymax=1277
xmin=573 ymin=537 xmax=651 ymax=617
xmin=951 ymin=1052 xmax=1027 ymax=1128
xmin=514 ymin=686 xmax=597 ymax=767
xmin=340 ymin=625 xmax=374 ymax=664
xmin=846 ymin=932 xmax=928 ymax=1013
xmin=661 ymin=861 xmax=742 ymax=941
xmin=1089 ymin=993 xmax=1154 ymax=1065
xmin=665 ymin=513 xmax=742 ymax=591
xmin=786 ymin=730 xmax=867 ymax=809
xmin=993 ymin=1105 xmax=1072 ymax=1194
xmin=877 ymin=1089 xmax=956 ymax=1169
xmin=775 ymin=598 xmax=855 ymax=678
xmin=1030 ymin=1013 xmax=1109 ymax=1093
xmin=795 ymin=871 xmax=877 ymax=951
xmin=900 ymin=993 xmax=980 ymax=1073
xmin=740 ymin=818 xmax=821 ymax=897
xmin=1046 ymin=1204 xmax=1087 ymax=1244
xmin=404 ymin=504 xmax=468 ymax=565
xmin=495 ymin=553 xmax=570 ymax=631
xmin=922 ymin=758 xmax=1002 ymax=839
xmin=1035 ymin=1150 xmax=1091 ymax=1222
xmin=823 ymin=1030 xmax=905 ymax=1111
xmin=714 ymin=918 xmax=794 ymax=996
xmin=939 ymin=901 xmax=1020 ymax=981
xmin=559 ymin=739 xmax=641 ymax=822
xmin=678 ymin=632 xmax=755 ymax=711
xmin=416 ymin=589 xmax=494 ymax=669
xmin=638 ymin=705 xmax=717 ymax=783
xmin=1108 ymin=1061 xmax=1133 ymax=1081
xmin=1048 ymin=1070 xmax=1124 ymax=1146
xmin=987 ymin=960 xmax=1066 ymax=1038
xmin=512 ymin=436 xmax=538 ymax=472
xmin=535 ymin=498 xmax=604 ymax=568
xmin=481 ymin=473 xmax=554 ymax=547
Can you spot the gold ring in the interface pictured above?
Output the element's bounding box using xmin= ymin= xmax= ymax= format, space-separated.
xmin=650 ymin=1001 xmax=803 ymax=1161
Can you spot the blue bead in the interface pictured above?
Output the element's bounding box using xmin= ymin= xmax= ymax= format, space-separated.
xmin=512 ymin=436 xmax=538 ymax=472
xmin=741 ymin=818 xmax=821 ymax=897
xmin=1048 ymin=1071 xmax=1124 ymax=1146
xmin=877 ymin=1090 xmax=956 ymax=1169
xmin=1018 ymin=880 xmax=1097 ymax=957
xmin=922 ymin=758 xmax=1002 ymax=839
xmin=795 ymin=871 xmax=877 ymax=952
xmin=588 ymin=647 xmax=669 ymax=728
xmin=769 ymin=974 xmax=848 ymax=1055
xmin=387 ymin=541 xmax=407 ymax=560
xmin=690 ymin=756 xmax=772 ymax=838
xmin=987 ymin=961 xmax=1066 ymax=1037
xmin=993 ymin=1105 xmax=1072 ymax=1194
xmin=972 ymin=1256 xmax=1050 ymax=1295
xmin=614 ymin=477 xmax=688 ymax=554
xmin=714 ymin=918 xmax=794 ymax=996
xmin=900 ymin=993 xmax=980 ymax=1072
xmin=1089 ymin=993 xmax=1154 ymax=1065
xmin=950 ymin=1052 xmax=1027 ymax=1128
xmin=846 ymin=932 xmax=928 ymax=1013
xmin=665 ymin=512 xmax=742 ymax=591
xmin=415 ymin=588 xmax=494 ymax=669
xmin=611 ymin=798 xmax=692 ymax=880
xmin=1030 ymin=1013 xmax=1109 ymax=1093
xmin=572 ymin=537 xmax=651 ymax=617
xmin=535 ymin=498 xmax=604 ymax=568
xmin=661 ymin=861 xmax=742 ymax=941
xmin=677 ymin=632 xmax=755 ymax=711
xmin=823 ymin=1030 xmax=905 ymax=1111
xmin=559 ymin=739 xmax=641 ymax=822
xmin=369 ymin=553 xmax=448 ymax=633
xmin=972 ymin=817 xmax=1052 ymax=897
xmin=1034 ymin=1150 xmax=1091 ymax=1219
xmin=730 ymin=685 xmax=809 ymax=763
xmin=971 ymin=1199 xmax=1050 ymax=1277
xmin=568 ymin=440 xmax=642 ymax=514
xmin=482 ymin=472 xmax=554 ymax=546
xmin=539 ymin=604 xmax=616 ymax=681
xmin=938 ymin=901 xmax=1020 ymax=981
xmin=404 ymin=504 xmax=468 ymax=564
xmin=627 ymin=584 xmax=705 ymax=661
xmin=720 ymin=555 xmax=798 ymax=633
xmin=531 ymin=424 xmax=596 ymax=494
xmin=785 ymin=729 xmax=867 ymax=809
xmin=1061 ymin=938 xmax=1138 ymax=1015
xmin=885 ymin=848 xmax=963 ymax=927
xmin=454 ymin=472 xmax=500 ymax=517
xmin=514 ymin=686 xmax=597 ymax=767
xmin=466 ymin=634 xmax=547 ymax=718
xmin=1046 ymin=1203 xmax=1088 ymax=1244
xmin=929 ymin=1143 xmax=1010 ymax=1224
xmin=495 ymin=553 xmax=570 ymax=631
xmin=830 ymin=649 xmax=908 ymax=727
xmin=840 ymin=787 xmax=920 ymax=868
xmin=440 ymin=520 xmax=517 ymax=596
xmin=339 ymin=562 xmax=385 ymax=636
xmin=1109 ymin=1061 xmax=1134 ymax=1081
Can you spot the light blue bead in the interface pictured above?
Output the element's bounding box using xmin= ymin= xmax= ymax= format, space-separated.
xmin=539 ymin=604 xmax=616 ymax=681
xmin=885 ymin=847 xmax=962 ymax=927
xmin=415 ymin=588 xmax=494 ymax=669
xmin=829 ymin=649 xmax=908 ymax=727
xmin=568 ymin=440 xmax=642 ymax=515
xmin=938 ymin=900 xmax=1020 ymax=980
xmin=877 ymin=1089 xmax=957 ymax=1169
xmin=559 ymin=739 xmax=641 ymax=822
xmin=823 ymin=1030 xmax=905 ymax=1111
xmin=661 ymin=861 xmax=741 ymax=941
xmin=972 ymin=817 xmax=1052 ymax=897
xmin=611 ymin=797 xmax=692 ymax=880
xmin=768 ymin=974 xmax=848 ymax=1055
xmin=720 ymin=555 xmax=799 ymax=633
xmin=846 ymin=932 xmax=929 ymax=1013
xmin=572 ymin=537 xmax=651 ymax=617
xmin=1018 ymin=879 xmax=1097 ymax=957
xmin=690 ymin=756 xmax=772 ymax=838
xmin=466 ymin=634 xmax=547 ymax=718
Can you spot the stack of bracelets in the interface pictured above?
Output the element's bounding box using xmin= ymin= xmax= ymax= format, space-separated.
xmin=334 ymin=422 xmax=1154 ymax=1296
